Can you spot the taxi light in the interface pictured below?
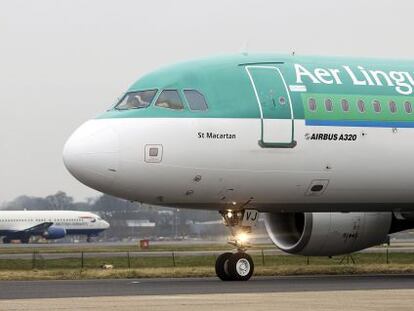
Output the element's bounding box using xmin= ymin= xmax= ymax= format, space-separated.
xmin=237 ymin=232 xmax=249 ymax=243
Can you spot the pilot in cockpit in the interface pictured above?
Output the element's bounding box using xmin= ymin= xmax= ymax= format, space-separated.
xmin=122 ymin=90 xmax=156 ymax=109
xmin=126 ymin=94 xmax=143 ymax=108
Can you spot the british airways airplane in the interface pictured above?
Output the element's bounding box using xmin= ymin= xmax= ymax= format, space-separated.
xmin=0 ymin=211 xmax=109 ymax=243
xmin=63 ymin=53 xmax=414 ymax=281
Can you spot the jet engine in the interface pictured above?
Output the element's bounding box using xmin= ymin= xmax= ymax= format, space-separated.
xmin=42 ymin=227 xmax=67 ymax=240
xmin=263 ymin=212 xmax=393 ymax=256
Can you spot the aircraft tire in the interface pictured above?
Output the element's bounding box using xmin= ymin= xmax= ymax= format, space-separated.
xmin=215 ymin=252 xmax=234 ymax=281
xmin=227 ymin=252 xmax=254 ymax=281
xmin=2 ymin=237 xmax=11 ymax=244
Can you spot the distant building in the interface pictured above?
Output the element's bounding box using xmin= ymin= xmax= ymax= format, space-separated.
xmin=126 ymin=219 xmax=156 ymax=228
xmin=125 ymin=219 xmax=156 ymax=239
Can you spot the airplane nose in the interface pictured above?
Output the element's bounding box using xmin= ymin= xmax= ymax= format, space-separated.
xmin=63 ymin=120 xmax=119 ymax=192
xmin=103 ymin=220 xmax=110 ymax=229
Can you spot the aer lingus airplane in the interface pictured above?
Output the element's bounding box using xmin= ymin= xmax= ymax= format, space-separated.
xmin=64 ymin=53 xmax=414 ymax=281
xmin=0 ymin=211 xmax=109 ymax=243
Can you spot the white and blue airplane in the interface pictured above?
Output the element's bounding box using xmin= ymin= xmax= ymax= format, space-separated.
xmin=64 ymin=53 xmax=414 ymax=281
xmin=0 ymin=210 xmax=109 ymax=243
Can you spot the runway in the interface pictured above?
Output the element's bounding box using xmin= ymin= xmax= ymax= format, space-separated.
xmin=1 ymin=274 xmax=414 ymax=299
xmin=1 ymin=275 xmax=414 ymax=310
xmin=2 ymin=290 xmax=414 ymax=311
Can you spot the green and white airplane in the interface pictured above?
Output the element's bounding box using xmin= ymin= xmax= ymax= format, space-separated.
xmin=63 ymin=53 xmax=414 ymax=281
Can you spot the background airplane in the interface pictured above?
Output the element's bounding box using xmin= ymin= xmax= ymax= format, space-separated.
xmin=63 ymin=53 xmax=414 ymax=281
xmin=0 ymin=210 xmax=109 ymax=243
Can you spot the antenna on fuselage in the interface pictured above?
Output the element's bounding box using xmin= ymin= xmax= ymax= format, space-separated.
xmin=239 ymin=41 xmax=250 ymax=56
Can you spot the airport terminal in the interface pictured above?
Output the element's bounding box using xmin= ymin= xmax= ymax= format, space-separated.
xmin=2 ymin=0 xmax=414 ymax=310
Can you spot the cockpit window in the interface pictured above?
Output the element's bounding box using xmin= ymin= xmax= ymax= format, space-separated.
xmin=184 ymin=90 xmax=208 ymax=111
xmin=155 ymin=90 xmax=184 ymax=110
xmin=115 ymin=90 xmax=157 ymax=110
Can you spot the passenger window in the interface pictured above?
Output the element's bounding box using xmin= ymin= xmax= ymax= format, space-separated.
xmin=115 ymin=90 xmax=157 ymax=110
xmin=341 ymin=99 xmax=349 ymax=112
xmin=373 ymin=100 xmax=381 ymax=113
xmin=389 ymin=100 xmax=397 ymax=113
xmin=357 ymin=99 xmax=366 ymax=113
xmin=405 ymin=101 xmax=412 ymax=114
xmin=279 ymin=96 xmax=286 ymax=105
xmin=308 ymin=98 xmax=316 ymax=111
xmin=183 ymin=90 xmax=208 ymax=111
xmin=155 ymin=90 xmax=184 ymax=110
xmin=325 ymin=99 xmax=333 ymax=112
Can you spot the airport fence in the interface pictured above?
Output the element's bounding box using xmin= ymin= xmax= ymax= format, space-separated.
xmin=0 ymin=246 xmax=409 ymax=271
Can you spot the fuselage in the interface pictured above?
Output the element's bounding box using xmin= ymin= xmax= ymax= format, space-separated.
xmin=63 ymin=53 xmax=414 ymax=213
xmin=0 ymin=210 xmax=109 ymax=237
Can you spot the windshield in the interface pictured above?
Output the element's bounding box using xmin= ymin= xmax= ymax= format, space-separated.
xmin=155 ymin=90 xmax=184 ymax=110
xmin=115 ymin=90 xmax=157 ymax=110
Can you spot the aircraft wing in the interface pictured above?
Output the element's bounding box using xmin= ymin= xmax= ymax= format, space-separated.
xmin=21 ymin=222 xmax=54 ymax=234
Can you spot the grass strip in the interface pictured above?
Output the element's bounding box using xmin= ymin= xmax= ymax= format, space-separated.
xmin=0 ymin=252 xmax=412 ymax=280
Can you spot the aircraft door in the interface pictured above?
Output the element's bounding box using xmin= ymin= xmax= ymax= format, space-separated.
xmin=246 ymin=66 xmax=296 ymax=148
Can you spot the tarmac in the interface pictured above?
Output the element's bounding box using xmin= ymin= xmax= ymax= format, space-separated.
xmin=1 ymin=275 xmax=414 ymax=310
xmin=2 ymin=274 xmax=414 ymax=299
xmin=2 ymin=290 xmax=414 ymax=311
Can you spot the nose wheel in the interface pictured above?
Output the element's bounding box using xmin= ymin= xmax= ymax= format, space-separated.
xmin=215 ymin=252 xmax=254 ymax=281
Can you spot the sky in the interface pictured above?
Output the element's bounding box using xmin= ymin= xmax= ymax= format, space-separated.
xmin=1 ymin=0 xmax=413 ymax=203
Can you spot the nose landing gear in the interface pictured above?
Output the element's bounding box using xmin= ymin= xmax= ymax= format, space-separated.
xmin=215 ymin=209 xmax=259 ymax=281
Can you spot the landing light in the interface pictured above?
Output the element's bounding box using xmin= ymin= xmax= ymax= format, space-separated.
xmin=237 ymin=232 xmax=249 ymax=243
xmin=227 ymin=211 xmax=233 ymax=218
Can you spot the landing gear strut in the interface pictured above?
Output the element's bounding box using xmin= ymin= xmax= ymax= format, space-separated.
xmin=215 ymin=209 xmax=258 ymax=281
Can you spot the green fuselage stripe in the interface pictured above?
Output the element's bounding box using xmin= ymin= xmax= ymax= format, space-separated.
xmin=96 ymin=53 xmax=414 ymax=127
